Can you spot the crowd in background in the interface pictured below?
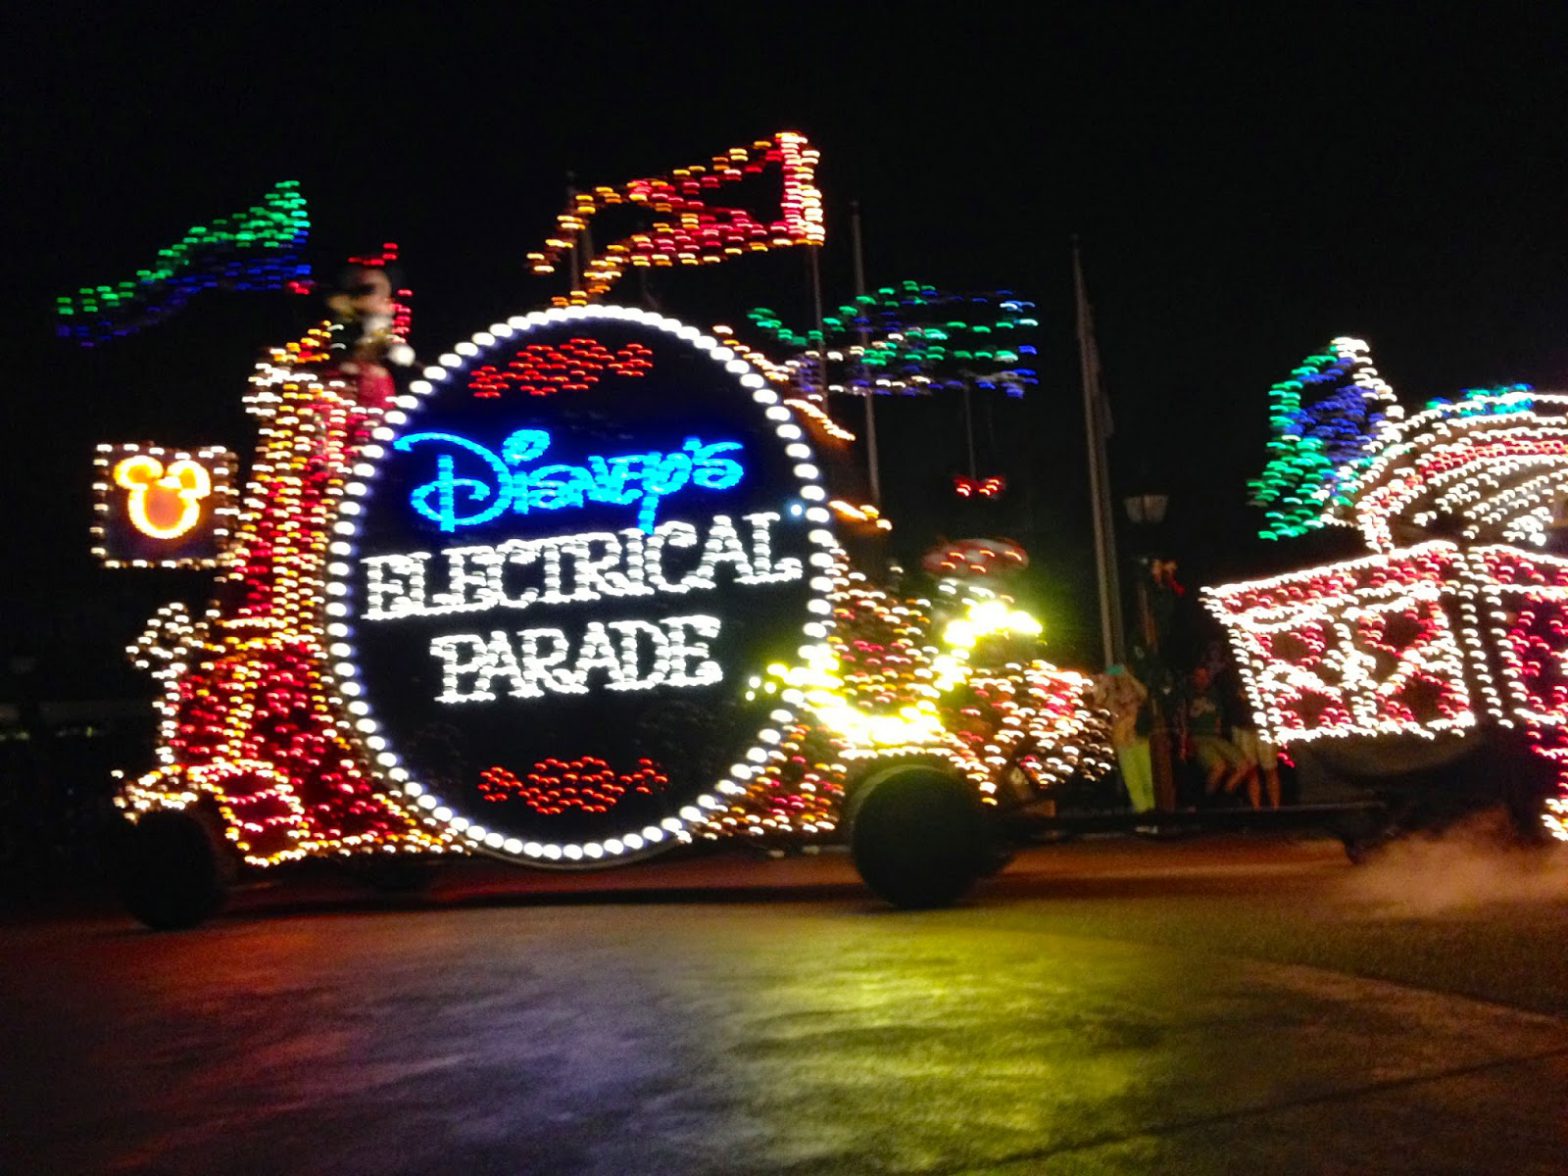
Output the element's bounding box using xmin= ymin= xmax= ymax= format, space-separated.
xmin=1094 ymin=644 xmax=1284 ymax=816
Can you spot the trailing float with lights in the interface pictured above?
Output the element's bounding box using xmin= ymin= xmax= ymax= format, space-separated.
xmin=1205 ymin=338 xmax=1568 ymax=849
xmin=91 ymin=134 xmax=1110 ymax=928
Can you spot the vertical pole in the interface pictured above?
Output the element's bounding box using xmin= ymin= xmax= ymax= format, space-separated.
xmin=963 ymin=382 xmax=976 ymax=480
xmin=1136 ymin=570 xmax=1176 ymax=811
xmin=565 ymin=172 xmax=582 ymax=296
xmin=1074 ymin=239 xmax=1125 ymax=668
xmin=807 ymin=246 xmax=830 ymax=405
xmin=851 ymin=202 xmax=881 ymax=505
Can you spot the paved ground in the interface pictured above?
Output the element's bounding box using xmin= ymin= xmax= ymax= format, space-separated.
xmin=4 ymin=830 xmax=1568 ymax=1173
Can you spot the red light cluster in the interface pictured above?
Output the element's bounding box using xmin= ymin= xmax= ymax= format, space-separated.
xmin=346 ymin=242 xmax=413 ymax=341
xmin=711 ymin=574 xmax=1113 ymax=839
xmin=468 ymin=338 xmax=654 ymax=399
xmin=920 ymin=537 xmax=1028 ymax=578
xmin=1209 ymin=547 xmax=1470 ymax=743
xmin=832 ymin=582 xmax=929 ymax=711
xmin=117 ymin=298 xmax=446 ymax=863
xmin=953 ymin=475 xmax=1005 ymax=499
xmin=478 ymin=757 xmax=668 ymax=816
xmin=527 ymin=131 xmax=824 ymax=307
xmin=1481 ymin=548 xmax=1568 ymax=723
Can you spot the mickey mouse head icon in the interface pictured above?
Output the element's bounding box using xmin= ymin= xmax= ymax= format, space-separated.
xmin=113 ymin=454 xmax=213 ymax=540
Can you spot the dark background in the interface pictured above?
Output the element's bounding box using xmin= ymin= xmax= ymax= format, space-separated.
xmin=6 ymin=3 xmax=1568 ymax=689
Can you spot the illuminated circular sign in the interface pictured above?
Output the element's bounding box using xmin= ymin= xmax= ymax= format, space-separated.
xmin=326 ymin=306 xmax=837 ymax=866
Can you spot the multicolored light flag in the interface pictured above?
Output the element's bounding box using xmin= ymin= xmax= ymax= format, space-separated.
xmin=526 ymin=131 xmax=824 ymax=307
xmin=1247 ymin=338 xmax=1402 ymax=540
xmin=56 ymin=180 xmax=311 ymax=346
xmin=748 ymin=281 xmax=1040 ymax=398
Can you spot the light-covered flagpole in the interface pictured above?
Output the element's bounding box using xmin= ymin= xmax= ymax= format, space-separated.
xmin=806 ymin=243 xmax=832 ymax=407
xmin=565 ymin=172 xmax=583 ymax=296
xmin=1074 ymin=238 xmax=1124 ymax=668
xmin=851 ymin=201 xmax=882 ymax=506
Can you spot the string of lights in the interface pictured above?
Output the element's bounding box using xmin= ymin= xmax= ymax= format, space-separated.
xmin=91 ymin=444 xmax=237 ymax=568
xmin=1249 ymin=337 xmax=1401 ymax=541
xmin=112 ymin=363 xmax=1101 ymax=858
xmin=747 ymin=281 xmax=1039 ymax=398
xmin=526 ymin=131 xmax=824 ymax=307
xmin=479 ymin=757 xmax=668 ymax=815
xmin=718 ymin=576 xmax=1113 ymax=839
xmin=56 ymin=180 xmax=311 ymax=346
xmin=115 ymin=314 xmax=453 ymax=866
xmin=1333 ymin=388 xmax=1563 ymax=551
xmin=96 ymin=127 xmax=1110 ymax=874
xmin=1213 ymin=342 xmax=1568 ymax=842
xmin=745 ymin=283 xmax=1035 ymax=502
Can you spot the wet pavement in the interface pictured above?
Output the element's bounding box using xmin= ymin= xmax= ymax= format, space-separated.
xmin=4 ymin=833 xmax=1568 ymax=1173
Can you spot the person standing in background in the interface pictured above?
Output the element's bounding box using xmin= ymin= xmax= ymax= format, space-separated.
xmin=1094 ymin=664 xmax=1155 ymax=814
xmin=1216 ymin=657 xmax=1280 ymax=809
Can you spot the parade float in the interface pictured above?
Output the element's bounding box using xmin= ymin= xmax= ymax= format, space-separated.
xmin=73 ymin=135 xmax=1112 ymax=928
xmin=1205 ymin=338 xmax=1568 ymax=848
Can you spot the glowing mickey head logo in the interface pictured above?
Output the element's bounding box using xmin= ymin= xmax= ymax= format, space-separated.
xmin=113 ymin=454 xmax=213 ymax=540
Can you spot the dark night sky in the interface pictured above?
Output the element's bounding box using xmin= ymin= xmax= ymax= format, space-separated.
xmin=7 ymin=4 xmax=1568 ymax=677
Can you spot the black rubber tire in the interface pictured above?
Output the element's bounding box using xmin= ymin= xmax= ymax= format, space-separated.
xmin=115 ymin=810 xmax=228 ymax=930
xmin=1333 ymin=808 xmax=1393 ymax=865
xmin=977 ymin=841 xmax=1017 ymax=878
xmin=1341 ymin=832 xmax=1384 ymax=866
xmin=850 ymin=765 xmax=989 ymax=909
xmin=1500 ymin=747 xmax=1557 ymax=847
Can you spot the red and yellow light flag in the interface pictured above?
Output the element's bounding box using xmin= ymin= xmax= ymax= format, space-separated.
xmin=527 ymin=131 xmax=825 ymax=306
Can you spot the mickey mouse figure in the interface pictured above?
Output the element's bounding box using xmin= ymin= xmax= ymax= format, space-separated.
xmin=324 ymin=261 xmax=415 ymax=408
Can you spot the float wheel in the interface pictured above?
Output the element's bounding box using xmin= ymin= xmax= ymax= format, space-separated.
xmin=1337 ymin=813 xmax=1390 ymax=865
xmin=849 ymin=765 xmax=990 ymax=909
xmin=116 ymin=810 xmax=229 ymax=930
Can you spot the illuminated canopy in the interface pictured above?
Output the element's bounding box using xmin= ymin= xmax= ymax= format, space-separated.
xmin=1214 ymin=337 xmax=1568 ymax=842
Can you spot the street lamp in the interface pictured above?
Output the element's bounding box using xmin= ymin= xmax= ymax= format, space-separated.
xmin=1123 ymin=493 xmax=1169 ymax=527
